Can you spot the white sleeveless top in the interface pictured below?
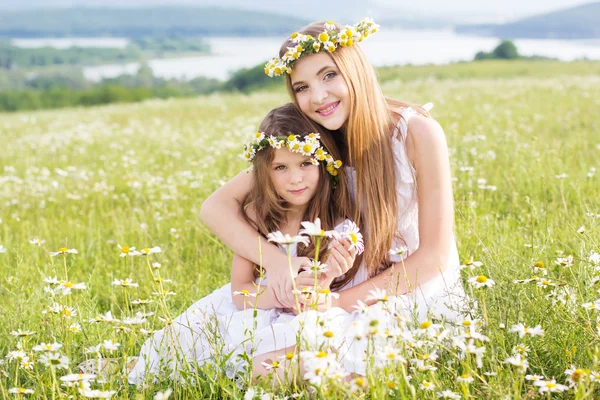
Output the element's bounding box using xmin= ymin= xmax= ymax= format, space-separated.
xmin=344 ymin=103 xmax=461 ymax=277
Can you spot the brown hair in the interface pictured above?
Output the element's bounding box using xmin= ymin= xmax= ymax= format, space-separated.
xmin=242 ymin=103 xmax=361 ymax=290
xmin=280 ymin=22 xmax=430 ymax=277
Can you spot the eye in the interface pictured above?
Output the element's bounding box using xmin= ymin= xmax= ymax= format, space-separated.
xmin=274 ymin=165 xmax=286 ymax=171
xmin=324 ymin=71 xmax=337 ymax=80
xmin=301 ymin=161 xmax=313 ymax=167
xmin=294 ymin=85 xmax=308 ymax=93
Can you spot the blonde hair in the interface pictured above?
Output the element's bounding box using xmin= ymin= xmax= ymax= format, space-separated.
xmin=243 ymin=103 xmax=362 ymax=290
xmin=280 ymin=22 xmax=430 ymax=276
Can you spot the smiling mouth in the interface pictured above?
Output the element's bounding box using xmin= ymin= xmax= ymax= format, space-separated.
xmin=289 ymin=188 xmax=307 ymax=195
xmin=316 ymin=101 xmax=339 ymax=116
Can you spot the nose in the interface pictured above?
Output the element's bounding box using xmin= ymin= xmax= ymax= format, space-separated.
xmin=311 ymin=83 xmax=328 ymax=105
xmin=289 ymin=168 xmax=304 ymax=185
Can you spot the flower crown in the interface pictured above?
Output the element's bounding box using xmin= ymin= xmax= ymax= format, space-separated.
xmin=264 ymin=18 xmax=379 ymax=77
xmin=242 ymin=131 xmax=343 ymax=185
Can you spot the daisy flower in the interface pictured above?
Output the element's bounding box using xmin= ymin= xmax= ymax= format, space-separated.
xmin=437 ymin=390 xmax=461 ymax=399
xmin=29 ymin=238 xmax=45 ymax=246
xmin=33 ymin=342 xmax=63 ymax=352
xmin=525 ymin=374 xmax=545 ymax=381
xmin=456 ymin=374 xmax=474 ymax=384
xmin=118 ymin=244 xmax=139 ymax=257
xmin=307 ymin=260 xmax=328 ymax=274
xmin=468 ymin=275 xmax=495 ymax=288
xmin=419 ymin=380 xmax=435 ymax=391
xmin=365 ymin=288 xmax=388 ymax=303
xmin=0 ymin=245 xmax=6 ymax=253
xmin=533 ymin=379 xmax=569 ymax=394
xmin=154 ymin=388 xmax=173 ymax=400
xmin=564 ymin=365 xmax=588 ymax=386
xmin=389 ymin=246 xmax=408 ymax=256
xmin=460 ymin=259 xmax=483 ymax=270
xmin=266 ymin=231 xmax=309 ymax=246
xmin=555 ymin=255 xmax=574 ymax=267
xmin=233 ymin=289 xmax=257 ymax=297
xmin=39 ymin=352 xmax=69 ymax=370
xmin=9 ymin=388 xmax=34 ymax=394
xmin=510 ymin=323 xmax=544 ymax=338
xmin=49 ymin=247 xmax=78 ymax=256
xmin=78 ymin=388 xmax=117 ymax=398
xmin=140 ymin=246 xmax=162 ymax=255
xmin=299 ymin=218 xmax=327 ymax=237
xmin=102 ymin=340 xmax=120 ymax=352
xmin=112 ymin=278 xmax=139 ymax=288
xmin=10 ymin=329 xmax=36 ymax=337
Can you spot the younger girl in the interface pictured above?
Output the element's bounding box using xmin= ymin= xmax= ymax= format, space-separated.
xmin=128 ymin=103 xmax=366 ymax=383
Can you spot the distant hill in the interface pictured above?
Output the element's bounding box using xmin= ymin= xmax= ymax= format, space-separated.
xmin=455 ymin=2 xmax=600 ymax=39
xmin=0 ymin=7 xmax=308 ymax=38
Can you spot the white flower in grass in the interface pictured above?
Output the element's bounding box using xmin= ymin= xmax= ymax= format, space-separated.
xmin=89 ymin=311 xmax=120 ymax=324
xmin=102 ymin=340 xmax=120 ymax=353
xmin=307 ymin=260 xmax=328 ymax=274
xmin=9 ymin=388 xmax=34 ymax=394
xmin=84 ymin=344 xmax=103 ymax=356
xmin=266 ymin=231 xmax=309 ymax=246
xmin=29 ymin=238 xmax=45 ymax=246
xmin=349 ymin=376 xmax=368 ymax=393
xmin=582 ymin=300 xmax=600 ymax=310
xmin=365 ymin=288 xmax=388 ymax=303
xmin=468 ymin=275 xmax=495 ymax=288
xmin=152 ymin=262 xmax=162 ymax=269
xmin=233 ymin=289 xmax=257 ymax=297
xmin=589 ymin=371 xmax=600 ymax=382
xmin=112 ymin=278 xmax=138 ymax=288
xmin=0 ymin=245 xmax=6 ymax=253
xmin=512 ymin=343 xmax=530 ymax=356
xmin=564 ymin=365 xmax=588 ymax=386
xmin=577 ymin=226 xmax=585 ymax=234
xmin=44 ymin=276 xmax=60 ymax=285
xmin=49 ymin=247 xmax=78 ymax=256
xmin=419 ymin=380 xmax=435 ymax=391
xmin=20 ymin=360 xmax=34 ymax=370
xmin=10 ymin=329 xmax=36 ymax=337
xmin=61 ymin=306 xmax=77 ymax=318
xmin=411 ymin=350 xmax=439 ymax=371
xmin=525 ymin=374 xmax=545 ymax=381
xmin=437 ymin=390 xmax=461 ymax=399
xmin=117 ymin=244 xmax=139 ymax=257
xmin=79 ymin=388 xmax=117 ymax=398
xmin=69 ymin=323 xmax=82 ymax=334
xmin=140 ymin=246 xmax=162 ymax=256
xmin=389 ymin=246 xmax=408 ymax=256
xmin=590 ymin=251 xmax=600 ymax=265
xmin=39 ymin=352 xmax=69 ymax=370
xmin=298 ymin=218 xmax=327 ymax=238
xmin=374 ymin=345 xmax=406 ymax=367
xmin=418 ymin=320 xmax=443 ymax=336
xmin=533 ymin=379 xmax=569 ymax=394
xmin=459 ymin=259 xmax=483 ymax=270
xmin=510 ymin=323 xmax=544 ymax=338
xmin=60 ymin=373 xmax=96 ymax=383
xmin=33 ymin=342 xmax=63 ymax=352
xmin=456 ymin=374 xmax=474 ymax=384
xmin=154 ymin=388 xmax=173 ymax=400
xmin=152 ymin=289 xmax=176 ymax=297
xmin=504 ymin=353 xmax=529 ymax=372
xmin=57 ymin=280 xmax=87 ymax=295
xmin=131 ymin=298 xmax=154 ymax=305
xmin=555 ymin=255 xmax=574 ymax=267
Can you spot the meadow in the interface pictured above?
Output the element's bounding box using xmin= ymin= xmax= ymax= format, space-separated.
xmin=0 ymin=60 xmax=599 ymax=399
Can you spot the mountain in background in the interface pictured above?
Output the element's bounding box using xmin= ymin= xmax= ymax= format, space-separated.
xmin=455 ymin=2 xmax=600 ymax=39
xmin=0 ymin=7 xmax=310 ymax=38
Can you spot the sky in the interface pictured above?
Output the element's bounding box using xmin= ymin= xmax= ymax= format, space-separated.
xmin=0 ymin=0 xmax=594 ymax=22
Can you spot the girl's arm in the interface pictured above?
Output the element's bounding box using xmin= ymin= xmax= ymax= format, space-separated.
xmin=336 ymin=115 xmax=455 ymax=312
xmin=230 ymin=254 xmax=282 ymax=310
xmin=200 ymin=169 xmax=306 ymax=307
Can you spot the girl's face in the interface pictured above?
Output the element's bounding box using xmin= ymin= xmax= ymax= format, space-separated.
xmin=269 ymin=147 xmax=320 ymax=211
xmin=290 ymin=52 xmax=350 ymax=131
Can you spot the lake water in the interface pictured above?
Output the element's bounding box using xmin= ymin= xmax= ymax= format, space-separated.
xmin=12 ymin=30 xmax=600 ymax=82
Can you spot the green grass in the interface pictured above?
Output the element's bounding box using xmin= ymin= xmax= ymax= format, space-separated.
xmin=0 ymin=60 xmax=599 ymax=399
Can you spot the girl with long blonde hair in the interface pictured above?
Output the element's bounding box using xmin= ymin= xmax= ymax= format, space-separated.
xmin=201 ymin=19 xmax=467 ymax=322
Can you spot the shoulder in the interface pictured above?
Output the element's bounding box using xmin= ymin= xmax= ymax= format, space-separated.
xmin=405 ymin=115 xmax=447 ymax=166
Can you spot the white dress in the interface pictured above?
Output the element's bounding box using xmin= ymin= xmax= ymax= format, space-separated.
xmin=128 ymin=220 xmax=368 ymax=384
xmin=344 ymin=103 xmax=469 ymax=323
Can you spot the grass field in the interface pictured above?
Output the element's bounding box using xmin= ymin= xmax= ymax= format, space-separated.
xmin=0 ymin=60 xmax=599 ymax=399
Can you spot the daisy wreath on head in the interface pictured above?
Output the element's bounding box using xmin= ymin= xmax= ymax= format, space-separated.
xmin=242 ymin=131 xmax=343 ymax=187
xmin=264 ymin=18 xmax=380 ymax=77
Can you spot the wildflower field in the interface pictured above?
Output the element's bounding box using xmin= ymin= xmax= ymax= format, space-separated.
xmin=0 ymin=60 xmax=599 ymax=399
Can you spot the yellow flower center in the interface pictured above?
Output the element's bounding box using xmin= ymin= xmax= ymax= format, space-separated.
xmin=316 ymin=351 xmax=327 ymax=358
xmin=59 ymin=247 xmax=68 ymax=252
xmin=546 ymin=382 xmax=556 ymax=388
xmin=142 ymin=248 xmax=150 ymax=254
xmin=476 ymin=275 xmax=487 ymax=283
xmin=462 ymin=320 xmax=471 ymax=326
xmin=387 ymin=381 xmax=396 ymax=389
xmin=461 ymin=374 xmax=471 ymax=379
xmin=420 ymin=321 xmax=432 ymax=329
xmin=64 ymin=281 xmax=74 ymax=288
xmin=240 ymin=289 xmax=249 ymax=295
xmin=291 ymin=32 xmax=298 ymax=39
xmin=323 ymin=331 xmax=334 ymax=338
xmin=303 ymin=144 xmax=313 ymax=153
xmin=17 ymin=388 xmax=27 ymax=394
xmin=534 ymin=261 xmax=545 ymax=268
xmin=121 ymin=246 xmax=130 ymax=253
xmin=318 ymin=32 xmax=329 ymax=42
xmin=285 ymin=352 xmax=294 ymax=360
xmin=349 ymin=233 xmax=358 ymax=243
xmin=355 ymin=377 xmax=364 ymax=386
xmin=387 ymin=353 xmax=396 ymax=359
